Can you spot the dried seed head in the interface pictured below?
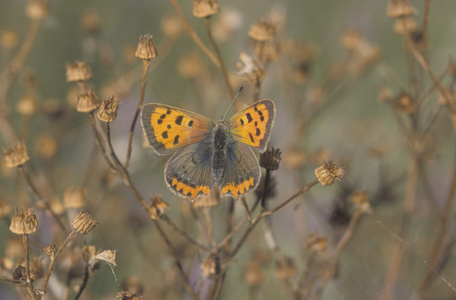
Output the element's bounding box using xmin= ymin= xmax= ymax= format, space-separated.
xmin=81 ymin=10 xmax=101 ymax=34
xmin=161 ymin=13 xmax=184 ymax=38
xmin=248 ymin=19 xmax=277 ymax=41
xmin=275 ymin=257 xmax=297 ymax=280
xmin=201 ymin=255 xmax=220 ymax=277
xmin=29 ymin=257 xmax=44 ymax=281
xmin=135 ymin=34 xmax=157 ymax=60
xmin=2 ymin=141 xmax=29 ymax=168
xmin=16 ymin=93 xmax=38 ymax=115
xmin=12 ymin=265 xmax=27 ymax=281
xmin=315 ymin=161 xmax=345 ymax=187
xmin=146 ymin=195 xmax=169 ymax=220
xmin=76 ymin=89 xmax=100 ymax=113
xmin=193 ymin=0 xmax=219 ymax=18
xmin=116 ymin=291 xmax=142 ymax=300
xmin=42 ymin=243 xmax=57 ymax=260
xmin=37 ymin=197 xmax=64 ymax=215
xmin=0 ymin=200 xmax=12 ymax=218
xmin=260 ymin=148 xmax=281 ymax=171
xmin=95 ymin=249 xmax=117 ymax=267
xmin=349 ymin=190 xmax=372 ymax=214
xmin=255 ymin=41 xmax=280 ymax=65
xmin=236 ymin=52 xmax=265 ymax=84
xmin=387 ymin=0 xmax=416 ymax=18
xmin=394 ymin=92 xmax=417 ymax=114
xmin=10 ymin=207 xmax=39 ymax=235
xmin=438 ymin=88 xmax=456 ymax=108
xmin=177 ymin=52 xmax=206 ymax=79
xmin=71 ymin=210 xmax=98 ymax=234
xmin=122 ymin=276 xmax=144 ymax=295
xmin=63 ymin=187 xmax=87 ymax=209
xmin=305 ymin=233 xmax=328 ymax=254
xmin=1 ymin=29 xmax=19 ymax=49
xmin=66 ymin=61 xmax=93 ymax=82
xmin=97 ymin=95 xmax=118 ymax=123
xmin=393 ymin=17 xmax=418 ymax=35
xmin=244 ymin=261 xmax=263 ymax=286
xmin=192 ymin=194 xmax=219 ymax=208
xmin=26 ymin=0 xmax=49 ymax=20
xmin=35 ymin=134 xmax=57 ymax=159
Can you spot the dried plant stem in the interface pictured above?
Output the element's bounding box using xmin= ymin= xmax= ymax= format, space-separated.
xmin=125 ymin=59 xmax=150 ymax=169
xmin=421 ymin=0 xmax=431 ymax=61
xmin=170 ymin=0 xmax=220 ymax=68
xmin=88 ymin=113 xmax=116 ymax=171
xmin=0 ymin=20 xmax=41 ymax=107
xmin=204 ymin=17 xmax=234 ymax=99
xmin=17 ymin=166 xmax=68 ymax=235
xmin=153 ymin=220 xmax=198 ymax=300
xmin=22 ymin=234 xmax=38 ymax=300
xmin=74 ymin=265 xmax=89 ymax=300
xmin=161 ymin=215 xmax=210 ymax=251
xmin=379 ymin=156 xmax=418 ymax=300
xmin=241 ymin=196 xmax=253 ymax=222
xmin=41 ymin=230 xmax=79 ymax=293
xmin=418 ymin=147 xmax=456 ymax=294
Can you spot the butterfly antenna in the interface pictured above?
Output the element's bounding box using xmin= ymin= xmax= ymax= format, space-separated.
xmin=223 ymin=85 xmax=244 ymax=120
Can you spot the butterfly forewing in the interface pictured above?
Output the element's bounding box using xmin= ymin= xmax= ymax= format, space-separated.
xmin=229 ymin=99 xmax=275 ymax=152
xmin=141 ymin=103 xmax=214 ymax=155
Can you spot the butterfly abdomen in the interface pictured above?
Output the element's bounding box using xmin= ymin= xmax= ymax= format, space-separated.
xmin=212 ymin=123 xmax=229 ymax=183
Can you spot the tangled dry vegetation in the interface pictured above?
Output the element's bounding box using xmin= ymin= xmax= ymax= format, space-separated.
xmin=0 ymin=0 xmax=455 ymax=299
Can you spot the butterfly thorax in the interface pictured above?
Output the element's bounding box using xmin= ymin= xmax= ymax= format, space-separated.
xmin=212 ymin=121 xmax=231 ymax=183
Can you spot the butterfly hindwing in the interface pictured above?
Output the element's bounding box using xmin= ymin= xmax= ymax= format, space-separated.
xmin=141 ymin=103 xmax=214 ymax=155
xmin=165 ymin=142 xmax=213 ymax=200
xmin=220 ymin=141 xmax=260 ymax=199
xmin=229 ymin=99 xmax=275 ymax=152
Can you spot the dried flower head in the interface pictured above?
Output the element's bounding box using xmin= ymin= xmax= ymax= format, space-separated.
xmin=16 ymin=93 xmax=38 ymax=115
xmin=95 ymin=249 xmax=117 ymax=267
xmin=201 ymin=255 xmax=220 ymax=277
xmin=438 ymin=88 xmax=456 ymax=108
xmin=77 ymin=89 xmax=100 ymax=113
xmin=236 ymin=52 xmax=265 ymax=84
xmin=378 ymin=85 xmax=394 ymax=103
xmin=146 ymin=195 xmax=169 ymax=220
xmin=116 ymin=291 xmax=142 ymax=300
xmin=97 ymin=95 xmax=119 ymax=123
xmin=29 ymin=257 xmax=44 ymax=281
xmin=387 ymin=0 xmax=416 ymax=18
xmin=71 ymin=210 xmax=98 ymax=234
xmin=1 ymin=29 xmax=19 ymax=49
xmin=10 ymin=207 xmax=39 ymax=235
xmin=255 ymin=41 xmax=280 ymax=66
xmin=135 ymin=34 xmax=157 ymax=60
xmin=275 ymin=257 xmax=297 ymax=280
xmin=35 ymin=134 xmax=57 ymax=159
xmin=66 ymin=61 xmax=93 ymax=82
xmin=0 ymin=200 xmax=12 ymax=218
xmin=161 ymin=13 xmax=184 ymax=38
xmin=2 ymin=141 xmax=29 ymax=168
xmin=212 ymin=8 xmax=243 ymax=42
xmin=63 ymin=187 xmax=87 ymax=209
xmin=193 ymin=0 xmax=219 ymax=18
xmin=305 ymin=233 xmax=328 ymax=254
xmin=349 ymin=190 xmax=372 ymax=214
xmin=393 ymin=17 xmax=418 ymax=35
xmin=244 ymin=261 xmax=263 ymax=286
xmin=315 ymin=161 xmax=345 ymax=187
xmin=122 ymin=276 xmax=144 ymax=295
xmin=12 ymin=265 xmax=27 ymax=281
xmin=394 ymin=92 xmax=417 ymax=114
xmin=260 ymin=147 xmax=282 ymax=171
xmin=43 ymin=243 xmax=57 ymax=260
xmin=26 ymin=0 xmax=49 ymax=20
xmin=248 ymin=19 xmax=277 ymax=41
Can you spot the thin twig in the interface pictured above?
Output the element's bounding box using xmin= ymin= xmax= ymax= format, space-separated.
xmin=125 ymin=59 xmax=150 ymax=168
xmin=161 ymin=215 xmax=210 ymax=251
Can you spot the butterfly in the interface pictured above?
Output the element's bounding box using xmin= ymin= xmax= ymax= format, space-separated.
xmin=140 ymin=99 xmax=275 ymax=200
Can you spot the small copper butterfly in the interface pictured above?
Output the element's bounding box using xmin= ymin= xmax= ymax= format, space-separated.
xmin=140 ymin=99 xmax=275 ymax=200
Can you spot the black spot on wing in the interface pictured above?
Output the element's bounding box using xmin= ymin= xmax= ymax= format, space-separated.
xmin=175 ymin=115 xmax=183 ymax=125
xmin=162 ymin=131 xmax=168 ymax=139
xmin=255 ymin=128 xmax=261 ymax=136
xmin=246 ymin=113 xmax=253 ymax=123
xmin=157 ymin=119 xmax=163 ymax=124
xmin=167 ymin=124 xmax=171 ymax=129
xmin=240 ymin=118 xmax=244 ymax=126
xmin=188 ymin=120 xmax=193 ymax=127
xmin=173 ymin=135 xmax=180 ymax=145
xmin=249 ymin=132 xmax=254 ymax=143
